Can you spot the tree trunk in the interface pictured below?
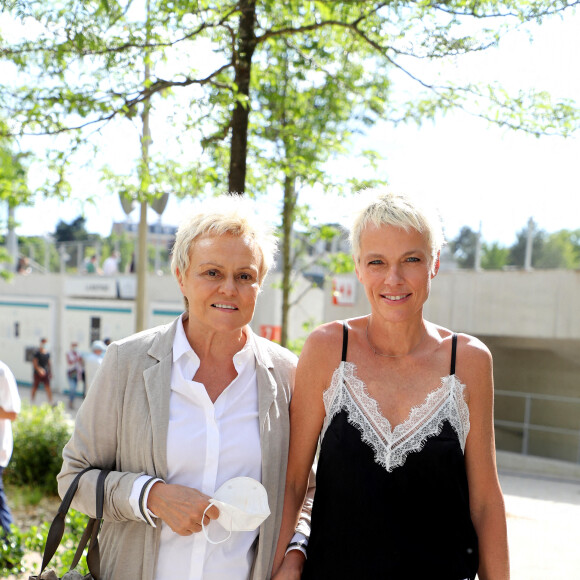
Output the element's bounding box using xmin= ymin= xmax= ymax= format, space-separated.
xmin=281 ymin=174 xmax=296 ymax=348
xmin=228 ymin=0 xmax=257 ymax=195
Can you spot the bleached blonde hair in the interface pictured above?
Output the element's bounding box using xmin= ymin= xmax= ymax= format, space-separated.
xmin=350 ymin=188 xmax=445 ymax=273
xmin=171 ymin=194 xmax=277 ymax=288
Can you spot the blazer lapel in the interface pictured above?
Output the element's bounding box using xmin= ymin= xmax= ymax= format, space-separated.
xmin=142 ymin=318 xmax=180 ymax=479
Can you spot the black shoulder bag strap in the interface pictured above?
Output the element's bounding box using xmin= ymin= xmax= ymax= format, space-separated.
xmin=37 ymin=468 xmax=110 ymax=580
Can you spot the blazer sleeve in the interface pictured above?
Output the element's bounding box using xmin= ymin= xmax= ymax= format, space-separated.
xmin=57 ymin=342 xmax=147 ymax=522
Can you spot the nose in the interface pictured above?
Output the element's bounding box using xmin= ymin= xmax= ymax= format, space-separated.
xmin=384 ymin=264 xmax=403 ymax=284
xmin=219 ymin=275 xmax=238 ymax=296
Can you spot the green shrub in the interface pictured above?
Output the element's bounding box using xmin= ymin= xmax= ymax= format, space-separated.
xmin=5 ymin=403 xmax=73 ymax=494
xmin=0 ymin=527 xmax=25 ymax=577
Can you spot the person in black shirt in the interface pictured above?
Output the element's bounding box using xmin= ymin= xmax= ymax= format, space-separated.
xmin=31 ymin=338 xmax=53 ymax=405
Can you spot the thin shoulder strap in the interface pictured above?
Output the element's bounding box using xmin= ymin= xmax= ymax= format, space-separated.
xmin=450 ymin=333 xmax=458 ymax=375
xmin=341 ymin=321 xmax=349 ymax=362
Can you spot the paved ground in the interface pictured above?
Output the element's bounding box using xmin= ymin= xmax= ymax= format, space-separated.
xmin=24 ymin=387 xmax=580 ymax=579
xmin=501 ymin=470 xmax=580 ymax=579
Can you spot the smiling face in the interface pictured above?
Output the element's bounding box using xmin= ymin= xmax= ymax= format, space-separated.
xmin=355 ymin=224 xmax=439 ymax=323
xmin=176 ymin=233 xmax=262 ymax=335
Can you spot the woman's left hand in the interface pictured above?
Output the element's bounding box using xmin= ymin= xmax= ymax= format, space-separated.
xmin=271 ymin=550 xmax=306 ymax=580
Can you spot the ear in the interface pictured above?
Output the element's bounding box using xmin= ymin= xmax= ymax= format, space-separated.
xmin=431 ymin=251 xmax=440 ymax=278
xmin=176 ymin=267 xmax=185 ymax=291
xmin=354 ymin=256 xmax=362 ymax=282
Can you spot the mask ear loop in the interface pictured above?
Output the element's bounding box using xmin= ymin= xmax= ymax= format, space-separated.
xmin=202 ymin=500 xmax=232 ymax=545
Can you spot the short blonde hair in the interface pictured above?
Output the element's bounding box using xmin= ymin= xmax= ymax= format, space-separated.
xmin=171 ymin=194 xmax=277 ymax=287
xmin=350 ymin=189 xmax=445 ymax=271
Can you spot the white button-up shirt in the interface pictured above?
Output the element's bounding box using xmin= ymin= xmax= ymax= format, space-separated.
xmin=132 ymin=316 xmax=262 ymax=580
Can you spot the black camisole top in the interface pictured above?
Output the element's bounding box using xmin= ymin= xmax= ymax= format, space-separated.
xmin=302 ymin=324 xmax=479 ymax=579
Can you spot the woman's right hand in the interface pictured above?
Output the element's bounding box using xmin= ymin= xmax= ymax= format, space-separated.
xmin=147 ymin=481 xmax=220 ymax=535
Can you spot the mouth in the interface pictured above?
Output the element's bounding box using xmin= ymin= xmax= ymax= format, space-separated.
xmin=382 ymin=293 xmax=411 ymax=302
xmin=212 ymin=303 xmax=238 ymax=310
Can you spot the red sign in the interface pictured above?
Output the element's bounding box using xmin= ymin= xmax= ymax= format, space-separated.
xmin=332 ymin=276 xmax=357 ymax=306
xmin=260 ymin=325 xmax=282 ymax=343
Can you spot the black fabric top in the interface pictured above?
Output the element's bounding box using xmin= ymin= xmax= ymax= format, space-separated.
xmin=302 ymin=325 xmax=478 ymax=580
xmin=33 ymin=350 xmax=50 ymax=374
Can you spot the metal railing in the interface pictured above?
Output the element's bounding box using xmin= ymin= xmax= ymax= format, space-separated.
xmin=495 ymin=389 xmax=580 ymax=463
xmin=6 ymin=239 xmax=172 ymax=275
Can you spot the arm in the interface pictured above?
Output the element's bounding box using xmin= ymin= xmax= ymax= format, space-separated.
xmin=57 ymin=343 xmax=140 ymax=520
xmin=272 ymin=323 xmax=342 ymax=577
xmin=58 ymin=340 xmax=218 ymax=530
xmin=32 ymin=355 xmax=45 ymax=376
xmin=0 ymin=407 xmax=17 ymax=421
xmin=460 ymin=335 xmax=510 ymax=580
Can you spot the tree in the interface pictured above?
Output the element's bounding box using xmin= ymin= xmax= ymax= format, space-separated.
xmin=0 ymin=125 xmax=32 ymax=278
xmin=1 ymin=1 xmax=579 ymax=198
xmin=54 ymin=216 xmax=90 ymax=242
xmin=244 ymin=26 xmax=387 ymax=345
xmin=450 ymin=226 xmax=478 ymax=268
xmin=481 ymin=241 xmax=510 ymax=270
xmin=533 ymin=229 xmax=580 ymax=269
xmin=509 ymin=226 xmax=546 ymax=268
xmin=2 ymin=0 xmax=580 ymax=336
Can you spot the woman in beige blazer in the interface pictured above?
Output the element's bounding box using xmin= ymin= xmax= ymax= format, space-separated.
xmin=58 ymin=195 xmax=311 ymax=580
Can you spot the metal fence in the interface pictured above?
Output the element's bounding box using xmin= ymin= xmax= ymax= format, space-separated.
xmin=495 ymin=389 xmax=580 ymax=464
xmin=9 ymin=239 xmax=172 ymax=275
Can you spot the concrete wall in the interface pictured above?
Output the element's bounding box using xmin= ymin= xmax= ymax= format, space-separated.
xmin=324 ymin=269 xmax=580 ymax=340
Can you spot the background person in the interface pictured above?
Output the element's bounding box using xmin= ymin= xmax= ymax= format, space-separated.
xmin=31 ymin=337 xmax=53 ymax=405
xmin=0 ymin=360 xmax=21 ymax=535
xmin=83 ymin=340 xmax=106 ymax=394
xmin=58 ymin=195 xmax=312 ymax=580
xmin=274 ymin=189 xmax=509 ymax=580
xmin=102 ymin=251 xmax=120 ymax=276
xmin=65 ymin=341 xmax=83 ymax=410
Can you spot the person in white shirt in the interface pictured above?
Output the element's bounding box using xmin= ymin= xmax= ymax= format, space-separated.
xmin=102 ymin=251 xmax=120 ymax=276
xmin=83 ymin=340 xmax=106 ymax=394
xmin=57 ymin=195 xmax=313 ymax=580
xmin=0 ymin=360 xmax=21 ymax=534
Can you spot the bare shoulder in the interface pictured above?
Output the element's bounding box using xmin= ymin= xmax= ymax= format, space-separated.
xmin=454 ymin=332 xmax=493 ymax=387
xmin=302 ymin=320 xmax=344 ymax=355
xmin=297 ymin=320 xmax=346 ymax=386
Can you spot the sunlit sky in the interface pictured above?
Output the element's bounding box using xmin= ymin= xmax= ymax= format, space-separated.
xmin=4 ymin=9 xmax=580 ymax=247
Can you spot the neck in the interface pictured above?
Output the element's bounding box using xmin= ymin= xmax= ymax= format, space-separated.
xmin=366 ymin=317 xmax=427 ymax=359
xmin=183 ymin=315 xmax=247 ymax=360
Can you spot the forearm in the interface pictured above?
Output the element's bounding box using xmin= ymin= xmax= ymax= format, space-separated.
xmin=472 ymin=498 xmax=510 ymax=580
xmin=0 ymin=406 xmax=17 ymax=420
xmin=273 ymin=480 xmax=308 ymax=574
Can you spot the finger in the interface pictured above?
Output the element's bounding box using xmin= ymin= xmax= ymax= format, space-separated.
xmin=205 ymin=504 xmax=220 ymax=520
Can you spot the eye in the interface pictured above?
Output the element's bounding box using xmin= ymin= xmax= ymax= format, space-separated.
xmin=206 ymin=269 xmax=220 ymax=277
xmin=368 ymin=259 xmax=383 ymax=266
xmin=405 ymin=257 xmax=420 ymax=263
xmin=239 ymin=272 xmax=255 ymax=281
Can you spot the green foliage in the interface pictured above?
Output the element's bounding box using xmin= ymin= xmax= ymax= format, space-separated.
xmin=54 ymin=216 xmax=90 ymax=242
xmin=509 ymin=226 xmax=546 ymax=268
xmin=450 ymin=226 xmax=479 ymax=268
xmin=0 ymin=525 xmax=25 ymax=577
xmin=481 ymin=241 xmax=510 ymax=270
xmin=286 ymin=319 xmax=319 ymax=356
xmin=0 ymin=508 xmax=92 ymax=577
xmin=450 ymin=224 xmax=580 ymax=270
xmin=535 ymin=229 xmax=580 ymax=268
xmin=17 ymin=235 xmax=61 ymax=273
xmin=5 ymin=403 xmax=73 ymax=494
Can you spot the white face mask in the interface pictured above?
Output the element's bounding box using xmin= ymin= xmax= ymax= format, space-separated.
xmin=202 ymin=477 xmax=270 ymax=545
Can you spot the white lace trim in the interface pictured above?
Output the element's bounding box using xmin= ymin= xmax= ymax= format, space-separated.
xmin=321 ymin=362 xmax=470 ymax=473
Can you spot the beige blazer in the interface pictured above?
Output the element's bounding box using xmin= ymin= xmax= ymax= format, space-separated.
xmin=57 ymin=317 xmax=304 ymax=580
